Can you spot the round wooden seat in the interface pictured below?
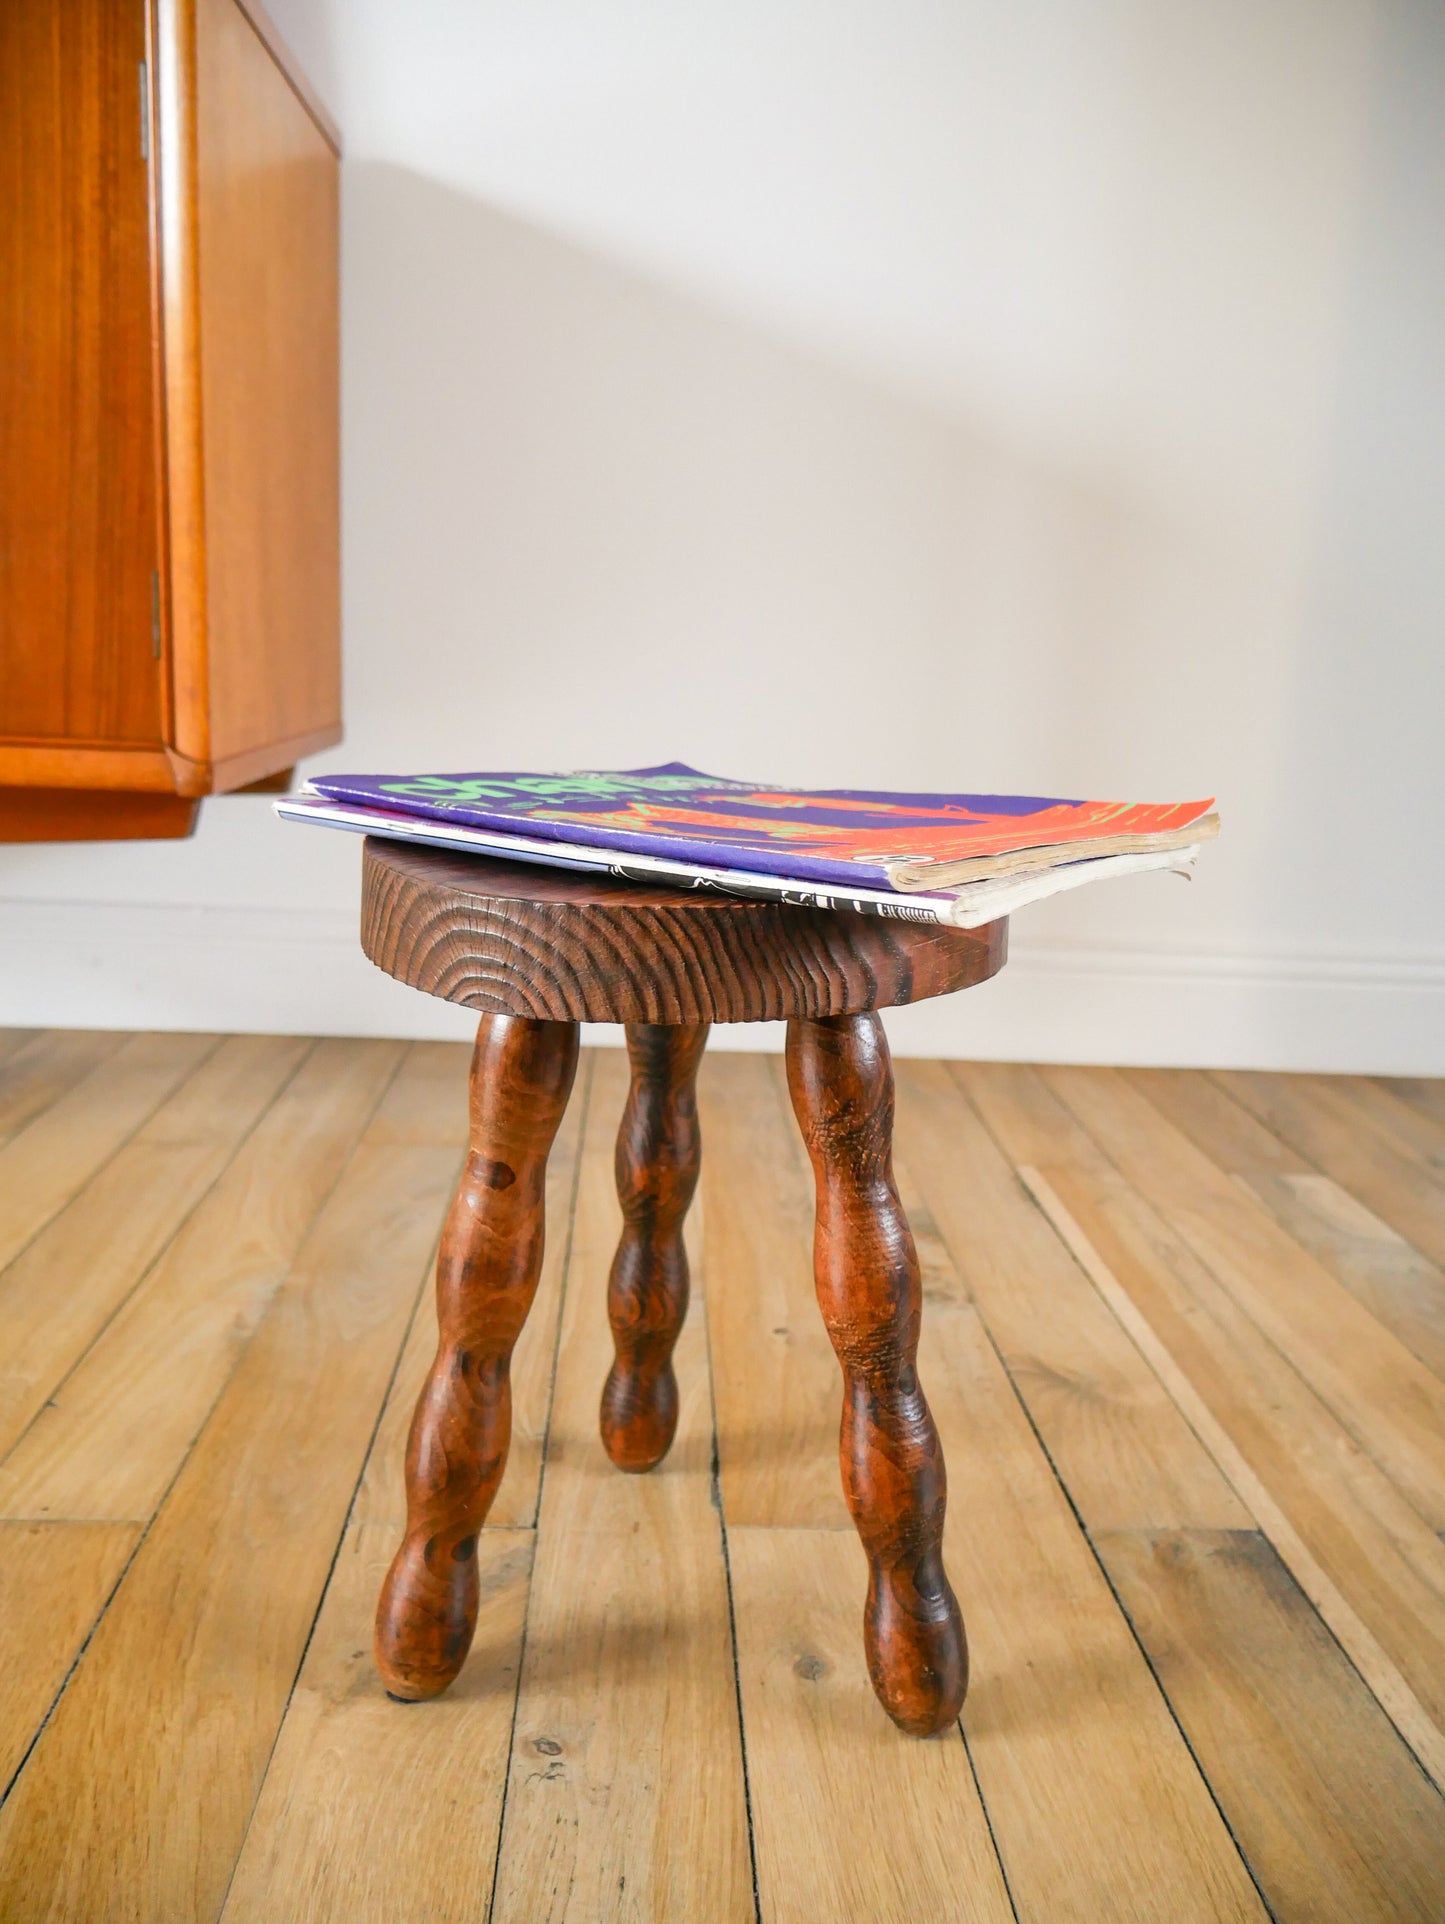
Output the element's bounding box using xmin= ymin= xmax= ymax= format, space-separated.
xmin=360 ymin=836 xmax=1008 ymax=1024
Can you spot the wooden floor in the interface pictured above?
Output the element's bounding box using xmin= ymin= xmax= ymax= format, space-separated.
xmin=0 ymin=1031 xmax=1443 ymax=1921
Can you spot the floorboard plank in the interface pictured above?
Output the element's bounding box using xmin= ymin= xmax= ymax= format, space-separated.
xmin=894 ymin=1060 xmax=1248 ymax=1533
xmin=920 ymin=1288 xmax=1264 ymax=1921
xmin=489 ymin=1049 xmax=754 ymax=1924
xmin=1097 ymin=1528 xmax=1445 ymax=1923
xmin=858 ymin=1079 xmax=1265 ymax=1920
xmin=0 ymin=1027 xmax=39 ymax=1064
xmin=363 ymin=1039 xmax=472 ymax=1146
xmin=1045 ymin=1066 xmax=1445 ymax=1536
xmin=220 ymin=1044 xmax=574 ymax=1917
xmin=1031 ymin=1164 xmax=1445 ymax=1793
xmin=1125 ymin=1066 xmax=1310 ymax=1177
xmin=1127 ymin=1068 xmax=1445 ymax=1382
xmin=1316 ymin=1075 xmax=1445 ymax=1175
xmin=0 ymin=1032 xmax=219 ymax=1271
xmin=0 ymin=1035 xmax=310 ymax=1468
xmin=0 ymin=1040 xmax=406 ymax=1522
xmin=0 ymin=1520 xmax=138 ymax=1794
xmin=1379 ymin=1077 xmax=1445 ymax=1133
xmin=1237 ymin=1171 xmax=1445 ymax=1384
xmin=993 ymin=1071 xmax=1445 ymax=1779
xmin=700 ymin=1052 xmax=846 ymax=1530
xmin=221 ymin=1527 xmax=533 ymax=1922
xmin=729 ymin=1525 xmax=1012 ymax=1924
xmin=1214 ymin=1071 xmax=1445 ymax=1270
xmin=0 ymin=1051 xmax=462 ymax=1924
xmin=217 ymin=1053 xmax=576 ymax=1921
xmin=0 ymin=1029 xmax=121 ymax=1147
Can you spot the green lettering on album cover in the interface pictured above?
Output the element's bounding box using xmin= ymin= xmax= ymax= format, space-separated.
xmin=379 ymin=772 xmax=746 ymax=805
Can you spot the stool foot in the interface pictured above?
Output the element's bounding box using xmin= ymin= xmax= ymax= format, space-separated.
xmin=375 ymin=1013 xmax=578 ymax=1701
xmin=785 ymin=1012 xmax=967 ymax=1737
xmin=600 ymin=1022 xmax=708 ymax=1472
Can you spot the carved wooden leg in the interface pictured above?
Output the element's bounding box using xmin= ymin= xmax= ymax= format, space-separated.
xmin=600 ymin=1021 xmax=709 ymax=1471
xmin=785 ymin=1011 xmax=967 ymax=1737
xmin=375 ymin=1012 xmax=579 ymax=1701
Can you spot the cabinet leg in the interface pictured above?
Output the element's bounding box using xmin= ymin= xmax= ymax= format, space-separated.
xmin=600 ymin=1022 xmax=709 ymax=1471
xmin=375 ymin=1012 xmax=579 ymax=1700
xmin=785 ymin=1012 xmax=967 ymax=1736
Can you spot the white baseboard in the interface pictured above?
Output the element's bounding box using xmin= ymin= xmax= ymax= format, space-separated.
xmin=1 ymin=897 xmax=1442 ymax=1073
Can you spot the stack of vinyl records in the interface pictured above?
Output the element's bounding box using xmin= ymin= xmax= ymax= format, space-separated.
xmin=277 ymin=763 xmax=1218 ymax=929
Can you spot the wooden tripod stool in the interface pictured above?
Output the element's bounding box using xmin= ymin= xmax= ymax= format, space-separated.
xmin=360 ymin=838 xmax=1007 ymax=1736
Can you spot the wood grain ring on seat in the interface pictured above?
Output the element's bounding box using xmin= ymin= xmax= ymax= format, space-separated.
xmin=359 ymin=838 xmax=1008 ymax=1024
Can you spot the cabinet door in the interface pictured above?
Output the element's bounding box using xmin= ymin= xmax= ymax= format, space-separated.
xmin=0 ymin=0 xmax=164 ymax=747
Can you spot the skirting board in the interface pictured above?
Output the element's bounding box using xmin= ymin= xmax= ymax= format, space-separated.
xmin=0 ymin=897 xmax=1442 ymax=1073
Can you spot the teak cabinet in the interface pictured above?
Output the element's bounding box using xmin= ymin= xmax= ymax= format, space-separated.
xmin=0 ymin=0 xmax=340 ymax=841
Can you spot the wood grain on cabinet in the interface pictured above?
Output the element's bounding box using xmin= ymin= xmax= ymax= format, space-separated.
xmin=0 ymin=0 xmax=341 ymax=839
xmin=0 ymin=0 xmax=164 ymax=749
xmin=0 ymin=789 xmax=199 ymax=840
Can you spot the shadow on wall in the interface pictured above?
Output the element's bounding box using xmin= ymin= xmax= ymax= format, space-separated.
xmin=334 ymin=164 xmax=1262 ymax=954
xmin=340 ymin=160 xmax=1436 ymax=972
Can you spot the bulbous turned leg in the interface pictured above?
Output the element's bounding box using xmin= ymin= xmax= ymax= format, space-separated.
xmin=785 ymin=1012 xmax=967 ymax=1737
xmin=600 ymin=1022 xmax=709 ymax=1472
xmin=375 ymin=1013 xmax=579 ymax=1701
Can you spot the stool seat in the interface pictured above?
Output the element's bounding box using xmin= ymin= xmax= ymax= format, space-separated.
xmin=361 ymin=837 xmax=1007 ymax=1023
xmin=362 ymin=834 xmax=1009 ymax=1737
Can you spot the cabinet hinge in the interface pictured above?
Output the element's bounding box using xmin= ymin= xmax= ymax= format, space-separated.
xmin=139 ymin=59 xmax=150 ymax=162
xmin=151 ymin=571 xmax=162 ymax=658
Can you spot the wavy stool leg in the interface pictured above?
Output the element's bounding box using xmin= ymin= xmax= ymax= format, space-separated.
xmin=375 ymin=1012 xmax=579 ymax=1700
xmin=600 ymin=1022 xmax=709 ymax=1472
xmin=785 ymin=1011 xmax=967 ymax=1736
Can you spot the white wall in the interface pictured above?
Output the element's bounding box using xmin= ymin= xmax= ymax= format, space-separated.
xmin=3 ymin=0 xmax=1442 ymax=1068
